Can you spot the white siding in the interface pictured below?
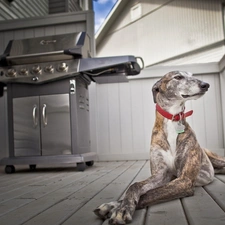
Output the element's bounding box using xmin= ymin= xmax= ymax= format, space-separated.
xmin=220 ymin=66 xmax=225 ymax=149
xmin=90 ymin=72 xmax=224 ymax=161
xmin=0 ymin=0 xmax=48 ymax=21
xmin=96 ymin=0 xmax=224 ymax=66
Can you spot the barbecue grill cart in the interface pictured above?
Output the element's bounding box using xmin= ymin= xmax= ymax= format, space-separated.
xmin=0 ymin=32 xmax=142 ymax=173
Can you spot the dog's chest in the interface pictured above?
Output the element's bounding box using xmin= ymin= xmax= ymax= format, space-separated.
xmin=161 ymin=120 xmax=179 ymax=173
xmin=166 ymin=120 xmax=178 ymax=155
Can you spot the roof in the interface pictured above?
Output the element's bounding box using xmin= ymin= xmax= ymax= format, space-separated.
xmin=95 ymin=0 xmax=129 ymax=47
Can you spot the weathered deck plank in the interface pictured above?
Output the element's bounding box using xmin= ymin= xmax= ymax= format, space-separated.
xmin=204 ymin=177 xmax=225 ymax=211
xmin=0 ymin=161 xmax=225 ymax=225
xmin=0 ymin=162 xmax=124 ymax=225
xmin=22 ymin=161 xmax=136 ymax=225
xmin=182 ymin=186 xmax=225 ymax=225
xmin=146 ymin=199 xmax=188 ymax=225
xmin=62 ymin=161 xmax=146 ymax=225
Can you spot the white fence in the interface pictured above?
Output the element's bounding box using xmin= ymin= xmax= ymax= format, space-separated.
xmin=89 ymin=64 xmax=225 ymax=161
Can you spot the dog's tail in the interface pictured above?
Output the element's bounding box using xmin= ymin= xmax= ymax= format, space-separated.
xmin=203 ymin=148 xmax=225 ymax=173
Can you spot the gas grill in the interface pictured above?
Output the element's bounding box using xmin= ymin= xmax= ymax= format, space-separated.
xmin=0 ymin=32 xmax=142 ymax=173
xmin=0 ymin=32 xmax=141 ymax=87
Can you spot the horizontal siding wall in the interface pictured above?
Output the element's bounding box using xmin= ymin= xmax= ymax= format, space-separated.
xmin=97 ymin=0 xmax=224 ymax=66
xmin=89 ymin=72 xmax=224 ymax=161
xmin=0 ymin=0 xmax=48 ymax=20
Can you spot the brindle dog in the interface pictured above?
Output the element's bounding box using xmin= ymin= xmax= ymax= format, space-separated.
xmin=94 ymin=71 xmax=225 ymax=225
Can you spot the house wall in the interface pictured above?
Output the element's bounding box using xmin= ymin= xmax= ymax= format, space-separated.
xmin=92 ymin=0 xmax=225 ymax=160
xmin=0 ymin=0 xmax=48 ymax=21
xmin=96 ymin=0 xmax=225 ymax=67
xmin=0 ymin=11 xmax=94 ymax=160
xmin=219 ymin=56 xmax=225 ymax=149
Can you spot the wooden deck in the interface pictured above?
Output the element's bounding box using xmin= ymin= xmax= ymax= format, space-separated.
xmin=0 ymin=160 xmax=225 ymax=225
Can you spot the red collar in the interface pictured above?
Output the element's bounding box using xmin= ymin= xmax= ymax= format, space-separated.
xmin=156 ymin=104 xmax=193 ymax=121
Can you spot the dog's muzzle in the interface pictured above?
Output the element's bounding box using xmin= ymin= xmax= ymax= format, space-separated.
xmin=200 ymin=81 xmax=210 ymax=92
xmin=182 ymin=81 xmax=210 ymax=99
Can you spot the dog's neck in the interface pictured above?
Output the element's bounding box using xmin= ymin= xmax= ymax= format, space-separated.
xmin=156 ymin=98 xmax=185 ymax=115
xmin=156 ymin=101 xmax=193 ymax=122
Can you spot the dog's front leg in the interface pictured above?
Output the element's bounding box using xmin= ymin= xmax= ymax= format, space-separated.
xmin=108 ymin=174 xmax=172 ymax=225
xmin=94 ymin=171 xmax=172 ymax=224
xmin=107 ymin=159 xmax=173 ymax=225
xmin=136 ymin=145 xmax=202 ymax=210
xmin=136 ymin=175 xmax=195 ymax=209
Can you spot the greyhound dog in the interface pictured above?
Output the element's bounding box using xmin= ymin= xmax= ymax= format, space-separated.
xmin=94 ymin=71 xmax=225 ymax=225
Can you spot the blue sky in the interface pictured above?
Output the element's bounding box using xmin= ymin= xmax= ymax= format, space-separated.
xmin=93 ymin=0 xmax=118 ymax=32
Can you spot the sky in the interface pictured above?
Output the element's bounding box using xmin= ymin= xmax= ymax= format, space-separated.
xmin=93 ymin=0 xmax=118 ymax=33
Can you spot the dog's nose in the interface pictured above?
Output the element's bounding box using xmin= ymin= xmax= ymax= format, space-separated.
xmin=200 ymin=82 xmax=210 ymax=91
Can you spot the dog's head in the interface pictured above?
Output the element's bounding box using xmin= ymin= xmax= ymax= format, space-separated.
xmin=152 ymin=71 xmax=210 ymax=104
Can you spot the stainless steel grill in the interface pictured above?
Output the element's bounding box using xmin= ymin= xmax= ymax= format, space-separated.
xmin=0 ymin=32 xmax=142 ymax=173
xmin=0 ymin=31 xmax=141 ymax=87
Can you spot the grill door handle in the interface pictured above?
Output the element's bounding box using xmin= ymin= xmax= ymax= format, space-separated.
xmin=32 ymin=105 xmax=38 ymax=127
xmin=42 ymin=104 xmax=48 ymax=126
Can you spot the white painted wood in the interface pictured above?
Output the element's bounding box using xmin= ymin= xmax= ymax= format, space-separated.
xmin=219 ymin=69 xmax=225 ymax=150
xmin=90 ymin=73 xmax=224 ymax=160
xmin=130 ymin=80 xmax=145 ymax=152
xmin=108 ymin=83 xmax=122 ymax=154
xmin=94 ymin=0 xmax=225 ymax=160
xmin=119 ymin=82 xmax=133 ymax=153
xmin=96 ymin=0 xmax=224 ymax=67
xmin=96 ymin=84 xmax=110 ymax=155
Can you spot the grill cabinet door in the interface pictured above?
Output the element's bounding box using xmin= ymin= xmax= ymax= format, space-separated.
xmin=13 ymin=96 xmax=41 ymax=156
xmin=40 ymin=94 xmax=72 ymax=155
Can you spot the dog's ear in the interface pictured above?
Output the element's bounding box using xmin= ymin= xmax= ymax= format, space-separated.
xmin=152 ymin=80 xmax=162 ymax=103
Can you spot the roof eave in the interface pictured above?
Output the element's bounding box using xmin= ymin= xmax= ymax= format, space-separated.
xmin=95 ymin=0 xmax=129 ymax=47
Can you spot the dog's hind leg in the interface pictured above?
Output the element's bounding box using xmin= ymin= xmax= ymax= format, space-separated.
xmin=203 ymin=148 xmax=225 ymax=174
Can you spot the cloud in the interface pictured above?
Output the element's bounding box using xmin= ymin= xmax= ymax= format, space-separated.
xmin=94 ymin=0 xmax=118 ymax=32
xmin=97 ymin=0 xmax=110 ymax=4
xmin=95 ymin=17 xmax=105 ymax=32
xmin=97 ymin=0 xmax=117 ymax=4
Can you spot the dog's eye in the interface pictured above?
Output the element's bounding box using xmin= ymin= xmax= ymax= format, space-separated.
xmin=174 ymin=75 xmax=184 ymax=80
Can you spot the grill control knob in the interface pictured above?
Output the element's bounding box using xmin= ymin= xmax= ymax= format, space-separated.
xmin=7 ymin=68 xmax=17 ymax=77
xmin=44 ymin=65 xmax=54 ymax=73
xmin=32 ymin=76 xmax=39 ymax=82
xmin=57 ymin=62 xmax=68 ymax=72
xmin=19 ymin=68 xmax=28 ymax=76
xmin=32 ymin=65 xmax=42 ymax=74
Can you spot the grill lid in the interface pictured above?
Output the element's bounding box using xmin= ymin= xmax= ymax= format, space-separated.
xmin=1 ymin=32 xmax=90 ymax=66
xmin=0 ymin=32 xmax=143 ymax=95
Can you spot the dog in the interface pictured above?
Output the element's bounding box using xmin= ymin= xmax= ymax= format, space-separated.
xmin=94 ymin=71 xmax=225 ymax=225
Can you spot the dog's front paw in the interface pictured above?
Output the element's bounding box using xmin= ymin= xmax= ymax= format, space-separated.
xmin=94 ymin=201 xmax=121 ymax=220
xmin=109 ymin=205 xmax=133 ymax=225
